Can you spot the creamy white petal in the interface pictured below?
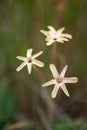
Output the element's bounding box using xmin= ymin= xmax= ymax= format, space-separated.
xmin=61 ymin=84 xmax=70 ymax=97
xmin=40 ymin=30 xmax=49 ymax=36
xmin=50 ymin=64 xmax=59 ymax=78
xmin=16 ymin=62 xmax=26 ymax=71
xmin=63 ymin=77 xmax=78 ymax=83
xmin=56 ymin=27 xmax=65 ymax=35
xmin=32 ymin=51 xmax=43 ymax=59
xmin=46 ymin=40 xmax=54 ymax=46
xmin=42 ymin=79 xmax=55 ymax=87
xmin=27 ymin=64 xmax=32 ymax=74
xmin=26 ymin=49 xmax=33 ymax=58
xmin=57 ymin=37 xmax=69 ymax=42
xmin=57 ymin=40 xmax=64 ymax=43
xmin=61 ymin=33 xmax=72 ymax=39
xmin=47 ymin=31 xmax=55 ymax=37
xmin=60 ymin=65 xmax=68 ymax=78
xmin=32 ymin=59 xmax=44 ymax=67
xmin=51 ymin=85 xmax=59 ymax=98
xmin=48 ymin=26 xmax=56 ymax=33
xmin=45 ymin=37 xmax=52 ymax=41
xmin=16 ymin=56 xmax=27 ymax=61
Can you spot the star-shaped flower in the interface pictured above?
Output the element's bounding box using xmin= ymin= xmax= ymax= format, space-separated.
xmin=40 ymin=26 xmax=72 ymax=46
xmin=42 ymin=64 xmax=78 ymax=98
xmin=16 ymin=49 xmax=44 ymax=74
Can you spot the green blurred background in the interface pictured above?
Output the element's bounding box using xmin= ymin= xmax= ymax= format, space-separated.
xmin=0 ymin=0 xmax=87 ymax=130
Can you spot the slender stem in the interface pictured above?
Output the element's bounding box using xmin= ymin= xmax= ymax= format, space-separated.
xmin=52 ymin=42 xmax=57 ymax=64
xmin=33 ymin=65 xmax=48 ymax=80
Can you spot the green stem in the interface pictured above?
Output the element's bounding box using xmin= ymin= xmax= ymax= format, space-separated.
xmin=52 ymin=42 xmax=57 ymax=64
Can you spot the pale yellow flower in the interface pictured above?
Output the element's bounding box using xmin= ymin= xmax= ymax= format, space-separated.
xmin=16 ymin=49 xmax=44 ymax=74
xmin=40 ymin=26 xmax=72 ymax=46
xmin=42 ymin=64 xmax=78 ymax=98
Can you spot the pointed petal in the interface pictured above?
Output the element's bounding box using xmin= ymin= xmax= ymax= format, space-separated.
xmin=63 ymin=77 xmax=78 ymax=83
xmin=48 ymin=26 xmax=56 ymax=33
xmin=42 ymin=79 xmax=55 ymax=87
xmin=40 ymin=30 xmax=48 ymax=36
xmin=57 ymin=37 xmax=69 ymax=42
xmin=56 ymin=27 xmax=65 ymax=35
xmin=61 ymin=33 xmax=72 ymax=39
xmin=46 ymin=40 xmax=54 ymax=46
xmin=45 ymin=37 xmax=52 ymax=41
xmin=61 ymin=84 xmax=70 ymax=97
xmin=32 ymin=51 xmax=43 ymax=59
xmin=26 ymin=49 xmax=33 ymax=58
xmin=50 ymin=64 xmax=59 ymax=78
xmin=32 ymin=59 xmax=44 ymax=67
xmin=16 ymin=62 xmax=26 ymax=71
xmin=60 ymin=65 xmax=68 ymax=78
xmin=27 ymin=64 xmax=32 ymax=74
xmin=16 ymin=56 xmax=27 ymax=61
xmin=51 ymin=85 xmax=59 ymax=98
xmin=57 ymin=40 xmax=64 ymax=43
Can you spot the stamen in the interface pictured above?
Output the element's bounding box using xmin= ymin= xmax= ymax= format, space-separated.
xmin=28 ymin=58 xmax=32 ymax=63
xmin=53 ymin=38 xmax=57 ymax=41
xmin=56 ymin=77 xmax=62 ymax=83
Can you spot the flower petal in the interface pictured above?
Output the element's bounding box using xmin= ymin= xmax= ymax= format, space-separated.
xmin=42 ymin=79 xmax=55 ymax=87
xmin=60 ymin=65 xmax=68 ymax=78
xmin=45 ymin=37 xmax=52 ymax=41
xmin=48 ymin=26 xmax=56 ymax=33
xmin=27 ymin=64 xmax=32 ymax=74
xmin=40 ymin=30 xmax=48 ymax=36
xmin=26 ymin=49 xmax=33 ymax=58
xmin=32 ymin=59 xmax=44 ymax=67
xmin=61 ymin=33 xmax=72 ymax=39
xmin=46 ymin=40 xmax=54 ymax=46
xmin=61 ymin=84 xmax=70 ymax=97
xmin=57 ymin=37 xmax=69 ymax=42
xmin=50 ymin=64 xmax=59 ymax=78
xmin=63 ymin=77 xmax=78 ymax=83
xmin=16 ymin=56 xmax=27 ymax=61
xmin=32 ymin=51 xmax=43 ymax=59
xmin=16 ymin=62 xmax=26 ymax=71
xmin=51 ymin=85 xmax=59 ymax=98
xmin=56 ymin=27 xmax=65 ymax=35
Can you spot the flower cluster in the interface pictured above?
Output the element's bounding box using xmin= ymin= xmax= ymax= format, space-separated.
xmin=16 ymin=26 xmax=78 ymax=98
xmin=40 ymin=26 xmax=72 ymax=46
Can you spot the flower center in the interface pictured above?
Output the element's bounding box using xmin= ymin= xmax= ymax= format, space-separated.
xmin=56 ymin=77 xmax=62 ymax=83
xmin=28 ymin=57 xmax=32 ymax=63
xmin=53 ymin=38 xmax=57 ymax=41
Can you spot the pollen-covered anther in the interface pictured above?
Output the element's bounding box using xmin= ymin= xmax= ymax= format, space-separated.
xmin=56 ymin=77 xmax=62 ymax=83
